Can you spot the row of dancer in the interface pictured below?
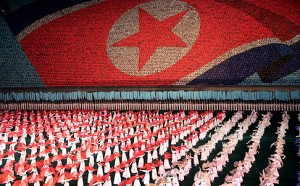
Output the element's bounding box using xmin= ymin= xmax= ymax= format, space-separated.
xmin=221 ymin=112 xmax=272 ymax=186
xmin=190 ymin=111 xmax=245 ymax=186
xmin=192 ymin=110 xmax=259 ymax=186
xmin=192 ymin=111 xmax=244 ymax=163
xmin=259 ymin=112 xmax=289 ymax=186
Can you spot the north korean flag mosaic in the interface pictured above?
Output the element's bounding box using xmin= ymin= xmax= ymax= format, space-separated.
xmin=2 ymin=0 xmax=300 ymax=87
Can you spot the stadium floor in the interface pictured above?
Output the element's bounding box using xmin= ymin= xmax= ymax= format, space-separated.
xmin=182 ymin=111 xmax=299 ymax=186
xmin=0 ymin=110 xmax=298 ymax=186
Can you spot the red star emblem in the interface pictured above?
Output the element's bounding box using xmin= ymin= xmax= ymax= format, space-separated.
xmin=112 ymin=8 xmax=188 ymax=72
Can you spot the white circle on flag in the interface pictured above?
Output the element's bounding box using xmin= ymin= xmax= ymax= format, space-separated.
xmin=107 ymin=0 xmax=200 ymax=76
